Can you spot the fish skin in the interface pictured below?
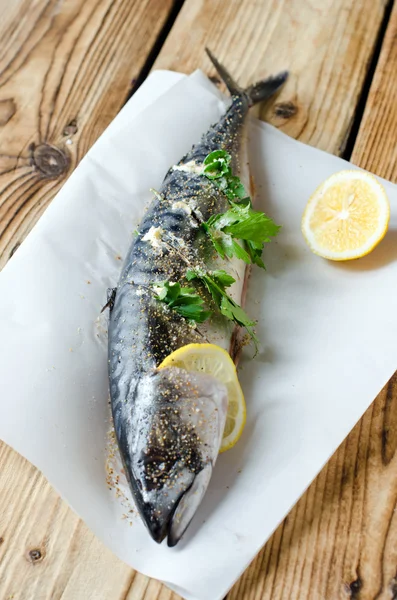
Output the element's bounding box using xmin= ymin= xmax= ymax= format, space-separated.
xmin=108 ymin=55 xmax=288 ymax=545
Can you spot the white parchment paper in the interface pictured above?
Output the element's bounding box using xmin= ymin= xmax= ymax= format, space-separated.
xmin=0 ymin=70 xmax=396 ymax=600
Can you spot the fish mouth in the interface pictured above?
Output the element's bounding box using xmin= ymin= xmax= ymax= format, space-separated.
xmin=143 ymin=508 xmax=170 ymax=545
xmin=142 ymin=462 xmax=213 ymax=546
xmin=167 ymin=462 xmax=213 ymax=547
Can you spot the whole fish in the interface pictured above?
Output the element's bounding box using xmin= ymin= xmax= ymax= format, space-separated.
xmin=108 ymin=50 xmax=287 ymax=546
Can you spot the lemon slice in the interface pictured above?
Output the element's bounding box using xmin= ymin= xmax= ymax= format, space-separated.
xmin=302 ymin=170 xmax=390 ymax=260
xmin=159 ymin=343 xmax=246 ymax=452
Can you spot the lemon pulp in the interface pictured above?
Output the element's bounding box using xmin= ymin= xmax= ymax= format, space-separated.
xmin=302 ymin=170 xmax=389 ymax=260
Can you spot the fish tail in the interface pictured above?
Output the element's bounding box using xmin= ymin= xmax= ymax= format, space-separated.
xmin=205 ymin=47 xmax=288 ymax=107
xmin=205 ymin=47 xmax=244 ymax=95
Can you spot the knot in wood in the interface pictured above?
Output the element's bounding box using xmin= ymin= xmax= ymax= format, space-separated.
xmin=28 ymin=548 xmax=42 ymax=562
xmin=63 ymin=119 xmax=78 ymax=136
xmin=389 ymin=577 xmax=397 ymax=600
xmin=273 ymin=101 xmax=298 ymax=119
xmin=348 ymin=577 xmax=362 ymax=598
xmin=208 ymin=75 xmax=221 ymax=86
xmin=32 ymin=143 xmax=70 ymax=179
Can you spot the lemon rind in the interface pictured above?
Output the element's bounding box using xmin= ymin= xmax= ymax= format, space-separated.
xmin=301 ymin=170 xmax=390 ymax=261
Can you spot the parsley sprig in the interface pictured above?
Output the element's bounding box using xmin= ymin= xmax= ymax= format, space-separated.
xmin=153 ymin=272 xmax=257 ymax=346
xmin=202 ymin=150 xmax=280 ymax=268
xmin=154 ymin=281 xmax=210 ymax=323
xmin=202 ymin=150 xmax=246 ymax=200
xmin=203 ymin=197 xmax=280 ymax=269
xmin=186 ymin=267 xmax=258 ymax=346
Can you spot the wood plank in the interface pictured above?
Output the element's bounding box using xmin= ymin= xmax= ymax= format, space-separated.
xmin=154 ymin=0 xmax=387 ymax=153
xmin=228 ymin=4 xmax=397 ymax=600
xmin=0 ymin=445 xmax=133 ymax=600
xmin=0 ymin=0 xmax=175 ymax=268
xmin=0 ymin=0 xmax=391 ymax=599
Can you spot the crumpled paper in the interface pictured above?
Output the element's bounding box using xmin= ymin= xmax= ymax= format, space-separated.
xmin=0 ymin=69 xmax=396 ymax=600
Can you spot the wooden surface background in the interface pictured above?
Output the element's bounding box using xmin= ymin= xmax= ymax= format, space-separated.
xmin=0 ymin=0 xmax=397 ymax=598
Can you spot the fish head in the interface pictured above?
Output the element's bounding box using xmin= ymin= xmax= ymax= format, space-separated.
xmin=119 ymin=366 xmax=227 ymax=546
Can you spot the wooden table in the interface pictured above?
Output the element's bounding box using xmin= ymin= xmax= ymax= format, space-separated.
xmin=1 ymin=0 xmax=397 ymax=598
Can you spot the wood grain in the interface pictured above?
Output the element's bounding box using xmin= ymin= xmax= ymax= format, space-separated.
xmin=0 ymin=0 xmax=175 ymax=268
xmin=154 ymin=0 xmax=387 ymax=153
xmin=0 ymin=0 xmax=393 ymax=599
xmin=227 ymin=3 xmax=397 ymax=599
xmin=0 ymin=445 xmax=134 ymax=600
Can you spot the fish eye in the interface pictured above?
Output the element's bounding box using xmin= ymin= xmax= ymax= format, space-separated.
xmin=139 ymin=453 xmax=168 ymax=467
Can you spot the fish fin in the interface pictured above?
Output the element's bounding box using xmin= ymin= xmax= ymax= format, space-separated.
xmin=245 ymin=72 xmax=289 ymax=106
xmin=205 ymin=47 xmax=243 ymax=95
xmin=101 ymin=287 xmax=116 ymax=313
xmin=205 ymin=47 xmax=288 ymax=106
xmin=167 ymin=463 xmax=213 ymax=547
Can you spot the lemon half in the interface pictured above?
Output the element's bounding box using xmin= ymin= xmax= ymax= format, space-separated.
xmin=159 ymin=343 xmax=246 ymax=452
xmin=302 ymin=170 xmax=390 ymax=261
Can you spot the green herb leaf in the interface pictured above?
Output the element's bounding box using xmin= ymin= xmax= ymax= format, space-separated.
xmin=185 ymin=268 xmax=199 ymax=281
xmin=230 ymin=240 xmax=252 ymax=264
xmin=219 ymin=296 xmax=255 ymax=327
xmin=224 ymin=176 xmax=247 ymax=200
xmin=202 ymin=223 xmax=232 ymax=261
xmin=201 ymin=151 xmax=280 ymax=269
xmin=224 ymin=209 xmax=281 ymax=243
xmin=203 ymin=149 xmax=231 ymax=166
xmin=246 ymin=240 xmax=265 ymax=269
xmin=160 ymin=281 xmax=181 ymax=303
xmin=185 ymin=267 xmax=257 ymax=347
xmin=154 ymin=281 xmax=211 ymax=323
xmin=203 ymin=150 xmax=231 ymax=179
xmin=211 ymin=269 xmax=236 ymax=288
xmin=174 ymin=304 xmax=212 ymax=322
xmin=202 ymin=150 xmax=249 ymax=201
xmin=203 ymin=200 xmax=280 ymax=268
